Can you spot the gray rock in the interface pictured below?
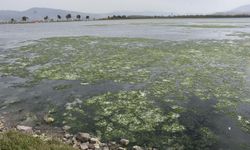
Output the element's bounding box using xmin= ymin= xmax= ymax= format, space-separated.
xmin=109 ymin=141 xmax=119 ymax=149
xmin=76 ymin=132 xmax=91 ymax=142
xmin=72 ymin=137 xmax=78 ymax=144
xmin=73 ymin=143 xmax=79 ymax=149
xmin=64 ymin=133 xmax=72 ymax=139
xmin=101 ymin=146 xmax=110 ymax=150
xmin=133 ymin=145 xmax=144 ymax=150
xmin=109 ymin=141 xmax=116 ymax=145
xmin=65 ymin=139 xmax=72 ymax=144
xmin=120 ymin=139 xmax=129 ymax=146
xmin=16 ymin=125 xmax=33 ymax=133
xmin=94 ymin=143 xmax=100 ymax=149
xmin=80 ymin=143 xmax=89 ymax=150
xmin=88 ymin=143 xmax=95 ymax=149
xmin=100 ymin=143 xmax=107 ymax=147
xmin=90 ymin=138 xmax=100 ymax=144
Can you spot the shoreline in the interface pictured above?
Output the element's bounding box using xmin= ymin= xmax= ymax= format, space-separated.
xmin=1 ymin=15 xmax=250 ymax=25
xmin=0 ymin=120 xmax=145 ymax=150
xmin=0 ymin=19 xmax=93 ymax=25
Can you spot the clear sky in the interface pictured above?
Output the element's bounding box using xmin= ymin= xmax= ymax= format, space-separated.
xmin=1 ymin=0 xmax=250 ymax=14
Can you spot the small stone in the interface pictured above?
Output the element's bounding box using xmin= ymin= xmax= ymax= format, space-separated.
xmin=62 ymin=125 xmax=71 ymax=131
xmin=80 ymin=143 xmax=89 ymax=150
xmin=73 ymin=143 xmax=79 ymax=149
xmin=76 ymin=132 xmax=91 ymax=142
xmin=118 ymin=147 xmax=126 ymax=150
xmin=109 ymin=141 xmax=119 ymax=149
xmin=16 ymin=125 xmax=33 ymax=133
xmin=133 ymin=145 xmax=143 ymax=150
xmin=94 ymin=143 xmax=100 ymax=149
xmin=110 ymin=141 xmax=116 ymax=145
xmin=90 ymin=138 xmax=100 ymax=144
xmin=102 ymin=146 xmax=109 ymax=150
xmin=72 ymin=137 xmax=77 ymax=144
xmin=120 ymin=139 xmax=129 ymax=146
xmin=43 ymin=115 xmax=54 ymax=124
xmin=73 ymin=140 xmax=81 ymax=148
xmin=64 ymin=133 xmax=71 ymax=139
xmin=65 ymin=139 xmax=72 ymax=144
xmin=88 ymin=143 xmax=95 ymax=149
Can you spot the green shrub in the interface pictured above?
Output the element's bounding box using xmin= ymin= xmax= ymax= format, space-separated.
xmin=0 ymin=131 xmax=74 ymax=150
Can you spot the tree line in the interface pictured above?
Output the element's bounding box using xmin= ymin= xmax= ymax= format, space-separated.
xmin=101 ymin=14 xmax=250 ymax=20
xmin=9 ymin=14 xmax=90 ymax=23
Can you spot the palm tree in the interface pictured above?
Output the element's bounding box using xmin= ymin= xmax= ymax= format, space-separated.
xmin=76 ymin=15 xmax=81 ymax=21
xmin=57 ymin=15 xmax=61 ymax=21
xmin=86 ymin=16 xmax=90 ymax=21
xmin=44 ymin=16 xmax=49 ymax=22
xmin=66 ymin=14 xmax=72 ymax=21
xmin=22 ymin=16 xmax=28 ymax=22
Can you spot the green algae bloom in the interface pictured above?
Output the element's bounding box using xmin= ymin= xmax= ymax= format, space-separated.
xmin=1 ymin=35 xmax=250 ymax=149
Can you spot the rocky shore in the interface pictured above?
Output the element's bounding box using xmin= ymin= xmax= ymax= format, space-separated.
xmin=0 ymin=119 xmax=151 ymax=150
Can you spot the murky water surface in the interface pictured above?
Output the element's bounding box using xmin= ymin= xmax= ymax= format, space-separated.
xmin=1 ymin=19 xmax=250 ymax=149
xmin=1 ymin=18 xmax=250 ymax=48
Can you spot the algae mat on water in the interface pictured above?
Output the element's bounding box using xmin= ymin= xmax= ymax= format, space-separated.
xmin=1 ymin=36 xmax=250 ymax=149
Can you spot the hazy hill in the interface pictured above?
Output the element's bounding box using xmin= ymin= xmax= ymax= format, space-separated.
xmin=215 ymin=4 xmax=250 ymax=15
xmin=0 ymin=10 xmax=22 ymax=21
xmin=0 ymin=7 xmax=101 ymax=21
xmin=0 ymin=7 xmax=176 ymax=21
xmin=229 ymin=4 xmax=250 ymax=14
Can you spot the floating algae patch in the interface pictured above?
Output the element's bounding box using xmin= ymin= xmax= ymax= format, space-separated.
xmin=2 ymin=37 xmax=163 ymax=83
xmin=1 ymin=36 xmax=250 ymax=149
xmin=58 ymin=90 xmax=185 ymax=148
xmin=149 ymin=40 xmax=249 ymax=102
xmin=174 ymin=24 xmax=242 ymax=28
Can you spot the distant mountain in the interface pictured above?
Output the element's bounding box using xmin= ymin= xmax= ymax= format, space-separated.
xmin=215 ymin=4 xmax=250 ymax=15
xmin=0 ymin=7 xmax=102 ymax=21
xmin=0 ymin=7 xmax=178 ymax=21
xmin=229 ymin=4 xmax=250 ymax=14
xmin=0 ymin=10 xmax=22 ymax=21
